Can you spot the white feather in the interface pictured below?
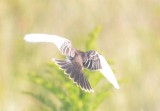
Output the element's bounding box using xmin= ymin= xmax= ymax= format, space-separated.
xmin=24 ymin=34 xmax=69 ymax=50
xmin=99 ymin=55 xmax=120 ymax=89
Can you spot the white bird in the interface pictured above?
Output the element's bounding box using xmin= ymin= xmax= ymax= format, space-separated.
xmin=24 ymin=34 xmax=120 ymax=92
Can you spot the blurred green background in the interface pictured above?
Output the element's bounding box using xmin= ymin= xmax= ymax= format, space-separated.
xmin=1 ymin=0 xmax=160 ymax=111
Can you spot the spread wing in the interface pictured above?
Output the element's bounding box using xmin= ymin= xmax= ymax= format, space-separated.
xmin=83 ymin=50 xmax=102 ymax=71
xmin=52 ymin=58 xmax=94 ymax=93
xmin=99 ymin=55 xmax=120 ymax=89
xmin=83 ymin=50 xmax=120 ymax=89
xmin=24 ymin=34 xmax=75 ymax=57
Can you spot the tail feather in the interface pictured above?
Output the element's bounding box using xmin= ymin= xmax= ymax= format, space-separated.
xmin=69 ymin=70 xmax=75 ymax=79
xmin=65 ymin=65 xmax=72 ymax=74
xmin=53 ymin=59 xmax=67 ymax=66
xmin=52 ymin=58 xmax=94 ymax=92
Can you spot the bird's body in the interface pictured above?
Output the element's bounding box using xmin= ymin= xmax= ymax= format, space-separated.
xmin=70 ymin=50 xmax=84 ymax=67
xmin=24 ymin=34 xmax=120 ymax=92
xmin=53 ymin=50 xmax=96 ymax=92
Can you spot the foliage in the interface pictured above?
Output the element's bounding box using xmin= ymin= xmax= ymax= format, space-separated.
xmin=24 ymin=27 xmax=112 ymax=111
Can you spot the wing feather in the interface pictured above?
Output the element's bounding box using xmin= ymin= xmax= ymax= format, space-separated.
xmin=83 ymin=50 xmax=102 ymax=71
xmin=24 ymin=34 xmax=75 ymax=57
xmin=83 ymin=50 xmax=120 ymax=89
xmin=99 ymin=55 xmax=120 ymax=89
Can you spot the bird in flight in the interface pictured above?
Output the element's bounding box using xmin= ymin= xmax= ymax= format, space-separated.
xmin=24 ymin=34 xmax=120 ymax=93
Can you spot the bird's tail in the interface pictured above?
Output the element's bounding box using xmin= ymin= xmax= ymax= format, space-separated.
xmin=52 ymin=58 xmax=94 ymax=93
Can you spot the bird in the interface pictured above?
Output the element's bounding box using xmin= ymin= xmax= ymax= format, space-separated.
xmin=24 ymin=34 xmax=120 ymax=93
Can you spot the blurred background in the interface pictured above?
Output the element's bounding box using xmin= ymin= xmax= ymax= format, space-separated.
xmin=1 ymin=0 xmax=160 ymax=111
